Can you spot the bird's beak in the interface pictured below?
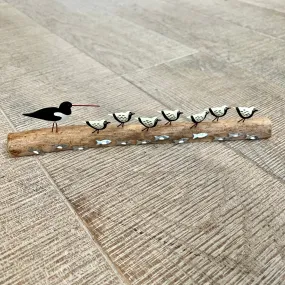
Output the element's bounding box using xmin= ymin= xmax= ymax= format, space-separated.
xmin=227 ymin=107 xmax=231 ymax=109
xmin=254 ymin=109 xmax=258 ymax=112
xmin=157 ymin=119 xmax=162 ymax=121
xmin=131 ymin=112 xmax=135 ymax=115
xmin=72 ymin=104 xmax=100 ymax=107
xmin=179 ymin=112 xmax=183 ymax=114
xmin=107 ymin=122 xmax=111 ymax=124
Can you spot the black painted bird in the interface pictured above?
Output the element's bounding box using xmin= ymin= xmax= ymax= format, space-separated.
xmin=86 ymin=120 xmax=111 ymax=134
xmin=158 ymin=110 xmax=183 ymax=125
xmin=136 ymin=117 xmax=161 ymax=131
xmin=187 ymin=109 xmax=209 ymax=128
xmin=209 ymin=105 xmax=231 ymax=122
xmin=108 ymin=111 xmax=135 ymax=127
xmin=236 ymin=106 xmax=258 ymax=122
xmin=23 ymin=101 xmax=100 ymax=132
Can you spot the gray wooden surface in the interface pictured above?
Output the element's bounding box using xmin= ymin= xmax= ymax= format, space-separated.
xmin=0 ymin=0 xmax=285 ymax=284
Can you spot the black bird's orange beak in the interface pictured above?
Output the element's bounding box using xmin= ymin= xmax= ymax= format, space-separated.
xmin=72 ymin=104 xmax=100 ymax=107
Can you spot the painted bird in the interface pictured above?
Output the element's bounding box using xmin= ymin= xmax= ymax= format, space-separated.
xmin=158 ymin=110 xmax=183 ymax=125
xmin=86 ymin=120 xmax=111 ymax=134
xmin=108 ymin=111 xmax=135 ymax=127
xmin=236 ymin=106 xmax=258 ymax=122
xmin=187 ymin=109 xmax=209 ymax=129
xmin=209 ymin=105 xmax=231 ymax=122
xmin=23 ymin=101 xmax=100 ymax=132
xmin=136 ymin=117 xmax=161 ymax=131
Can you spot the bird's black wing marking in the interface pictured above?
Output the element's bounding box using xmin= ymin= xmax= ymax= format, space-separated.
xmin=209 ymin=108 xmax=216 ymax=117
xmin=191 ymin=115 xmax=197 ymax=123
xmin=127 ymin=113 xmax=133 ymax=122
xmin=161 ymin=111 xmax=170 ymax=121
xmin=86 ymin=121 xmax=98 ymax=130
xmin=113 ymin=113 xmax=121 ymax=123
xmin=23 ymin=107 xmax=61 ymax=121
xmin=153 ymin=120 xmax=159 ymax=127
xmin=236 ymin=108 xmax=245 ymax=119
xmin=138 ymin=118 xmax=147 ymax=127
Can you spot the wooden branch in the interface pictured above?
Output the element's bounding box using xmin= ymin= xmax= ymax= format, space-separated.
xmin=7 ymin=117 xmax=271 ymax=157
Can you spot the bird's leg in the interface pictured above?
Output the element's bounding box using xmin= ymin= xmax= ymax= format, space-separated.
xmin=56 ymin=122 xmax=58 ymax=133
xmin=165 ymin=121 xmax=170 ymax=125
xmin=117 ymin=123 xmax=122 ymax=127
xmin=212 ymin=118 xmax=217 ymax=122
xmin=122 ymin=123 xmax=124 ymax=128
xmin=92 ymin=130 xmax=96 ymax=133
xmin=52 ymin=122 xmax=54 ymax=132
xmin=97 ymin=130 xmax=100 ymax=134
xmin=217 ymin=117 xmax=219 ymax=122
xmin=190 ymin=123 xmax=197 ymax=129
xmin=141 ymin=127 xmax=147 ymax=131
xmin=238 ymin=118 xmax=244 ymax=123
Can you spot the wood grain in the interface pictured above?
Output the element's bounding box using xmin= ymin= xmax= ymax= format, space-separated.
xmin=124 ymin=53 xmax=285 ymax=180
xmin=0 ymin=4 xmax=134 ymax=285
xmin=7 ymin=118 xmax=272 ymax=157
xmin=0 ymin=4 xmax=116 ymax=85
xmin=0 ymin=113 xmax=125 ymax=285
xmin=5 ymin=0 xmax=196 ymax=74
xmin=1 ymin=1 xmax=285 ymax=285
xmin=239 ymin=0 xmax=285 ymax=14
xmin=66 ymin=0 xmax=285 ymax=86
xmin=0 ymin=2 xmax=165 ymax=133
xmin=7 ymin=0 xmax=285 ymax=85
xmin=176 ymin=0 xmax=285 ymax=39
xmin=40 ymin=134 xmax=285 ymax=285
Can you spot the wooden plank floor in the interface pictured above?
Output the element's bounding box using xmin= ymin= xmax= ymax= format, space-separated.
xmin=1 ymin=0 xmax=285 ymax=284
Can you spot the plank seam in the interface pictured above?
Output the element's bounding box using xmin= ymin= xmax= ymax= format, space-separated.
xmin=121 ymin=75 xmax=284 ymax=185
xmin=238 ymin=0 xmax=285 ymax=15
xmin=120 ymin=50 xmax=199 ymax=77
xmin=2 ymin=2 xmax=283 ymax=185
xmin=176 ymin=0 xmax=285 ymax=43
xmin=0 ymin=107 xmax=130 ymax=285
xmin=4 ymin=0 xmax=198 ymax=77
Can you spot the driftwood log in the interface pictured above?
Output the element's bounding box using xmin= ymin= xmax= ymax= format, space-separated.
xmin=7 ymin=117 xmax=271 ymax=157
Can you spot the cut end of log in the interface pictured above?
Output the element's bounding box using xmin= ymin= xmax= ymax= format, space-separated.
xmin=7 ymin=117 xmax=272 ymax=157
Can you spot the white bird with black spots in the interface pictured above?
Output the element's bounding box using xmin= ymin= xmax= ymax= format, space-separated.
xmin=86 ymin=120 xmax=111 ymax=134
xmin=108 ymin=111 xmax=135 ymax=127
xmin=158 ymin=110 xmax=183 ymax=125
xmin=236 ymin=106 xmax=258 ymax=122
xmin=209 ymin=105 xmax=231 ymax=122
xmin=187 ymin=109 xmax=209 ymax=129
xmin=136 ymin=117 xmax=161 ymax=131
